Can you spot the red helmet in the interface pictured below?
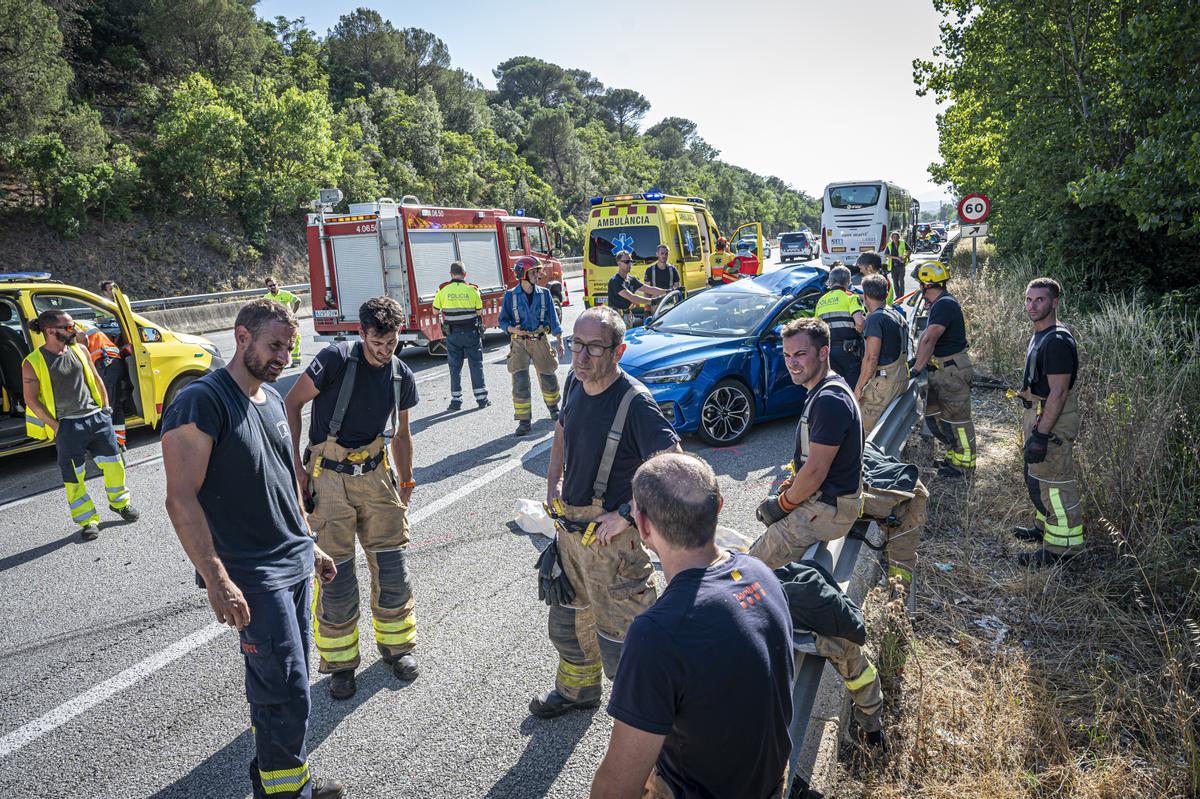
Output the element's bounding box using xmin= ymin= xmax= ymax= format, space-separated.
xmin=716 ymin=237 xmax=729 ymax=249
xmin=513 ymin=256 xmax=542 ymax=280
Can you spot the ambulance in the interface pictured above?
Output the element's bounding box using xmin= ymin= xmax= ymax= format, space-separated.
xmin=306 ymin=193 xmax=567 ymax=353
xmin=582 ymin=190 xmax=764 ymax=307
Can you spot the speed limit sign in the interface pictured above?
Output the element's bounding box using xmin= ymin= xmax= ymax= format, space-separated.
xmin=958 ymin=193 xmax=991 ymax=224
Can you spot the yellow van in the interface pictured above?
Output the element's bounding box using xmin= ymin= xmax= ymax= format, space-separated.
xmin=582 ymin=191 xmax=763 ymax=307
xmin=0 ymin=273 xmax=224 ymax=457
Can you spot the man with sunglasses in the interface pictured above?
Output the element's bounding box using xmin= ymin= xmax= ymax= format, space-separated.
xmin=533 ymin=306 xmax=680 ymax=720
xmin=607 ymin=254 xmax=667 ymax=325
xmin=22 ymin=309 xmax=139 ymax=540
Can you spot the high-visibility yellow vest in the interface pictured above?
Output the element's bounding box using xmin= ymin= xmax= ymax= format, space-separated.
xmin=23 ymin=343 xmax=104 ymax=441
xmin=815 ymin=289 xmax=864 ymax=341
xmin=433 ymin=279 xmax=483 ymax=324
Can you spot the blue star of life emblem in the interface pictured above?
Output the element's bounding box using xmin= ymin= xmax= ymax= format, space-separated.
xmin=683 ymin=230 xmax=694 ymax=254
xmin=611 ymin=233 xmax=635 ymax=256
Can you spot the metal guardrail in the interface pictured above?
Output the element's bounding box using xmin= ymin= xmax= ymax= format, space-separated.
xmin=130 ymin=283 xmax=309 ymax=312
xmin=783 ymin=375 xmax=923 ymax=795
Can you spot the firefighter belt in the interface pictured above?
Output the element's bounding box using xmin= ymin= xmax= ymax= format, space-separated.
xmin=926 ymin=349 xmax=976 ymax=470
xmin=507 ymin=333 xmax=560 ymax=421
xmin=859 ymin=356 xmax=909 ymax=432
xmin=1020 ymin=388 xmax=1084 ymax=553
xmin=546 ymin=500 xmax=657 ymax=703
xmin=748 ymin=491 xmax=861 ymax=570
xmin=307 ymin=435 xmax=415 ymax=672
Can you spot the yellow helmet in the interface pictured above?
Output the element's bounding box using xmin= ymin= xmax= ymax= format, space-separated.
xmin=917 ymin=260 xmax=951 ymax=286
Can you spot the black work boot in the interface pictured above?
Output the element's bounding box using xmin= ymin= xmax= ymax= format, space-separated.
xmin=937 ymin=463 xmax=965 ymax=479
xmin=1016 ymin=547 xmax=1077 ymax=567
xmin=329 ymin=670 xmax=356 ymax=700
xmin=110 ymin=504 xmax=140 ymax=522
xmin=529 ymin=689 xmax=600 ymax=719
xmin=81 ymin=523 xmax=100 ymax=541
xmin=389 ymin=653 xmax=418 ymax=682
xmin=476 ymin=398 xmax=491 ymax=409
xmin=447 ymin=399 xmax=463 ymax=411
xmin=1011 ymin=525 xmax=1042 ymax=542
xmin=515 ymin=420 xmax=532 ymax=436
xmin=312 ymin=772 xmax=346 ymax=799
xmin=548 ymin=405 xmax=560 ymax=421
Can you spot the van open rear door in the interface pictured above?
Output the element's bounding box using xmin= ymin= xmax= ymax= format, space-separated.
xmin=112 ymin=287 xmax=160 ymax=427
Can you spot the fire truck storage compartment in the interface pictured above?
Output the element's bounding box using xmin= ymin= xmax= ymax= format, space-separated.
xmin=408 ymin=230 xmax=505 ymax=301
xmin=331 ymin=234 xmax=386 ymax=320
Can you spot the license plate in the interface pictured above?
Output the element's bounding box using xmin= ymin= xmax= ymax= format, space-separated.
xmin=313 ymin=309 xmax=339 ymax=320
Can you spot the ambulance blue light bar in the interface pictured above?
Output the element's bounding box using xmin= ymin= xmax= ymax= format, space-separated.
xmin=643 ymin=189 xmax=665 ymax=201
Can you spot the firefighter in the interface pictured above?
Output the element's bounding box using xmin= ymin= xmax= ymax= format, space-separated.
xmin=161 ymin=299 xmax=345 ymax=799
xmin=264 ymin=278 xmax=302 ymax=367
xmin=499 ymin=256 xmax=566 ymax=436
xmin=79 ymin=320 xmax=127 ymax=448
xmin=856 ymin=252 xmax=895 ymax=306
xmin=854 ymin=274 xmax=909 ymax=431
xmin=710 ymin=237 xmax=736 ymax=284
xmin=911 ymin=261 xmax=976 ymax=478
xmin=642 ymin=244 xmax=681 ymax=293
xmin=815 ymin=265 xmax=866 ymax=388
xmin=749 ymin=317 xmax=885 ymax=751
xmin=22 ymin=310 xmax=139 ymax=541
xmin=535 ymin=306 xmax=681 ymax=719
xmin=284 ymin=297 xmax=420 ymax=700
xmin=1013 ymin=277 xmax=1084 ymax=566
xmin=433 ymin=260 xmax=489 ymax=411
xmin=882 ymin=232 xmax=909 ymax=293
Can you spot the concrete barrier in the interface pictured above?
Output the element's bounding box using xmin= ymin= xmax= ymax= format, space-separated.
xmin=144 ymin=299 xmax=311 ymax=336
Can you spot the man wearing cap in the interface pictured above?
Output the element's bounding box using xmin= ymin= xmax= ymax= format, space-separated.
xmin=499 ymin=256 xmax=565 ymax=436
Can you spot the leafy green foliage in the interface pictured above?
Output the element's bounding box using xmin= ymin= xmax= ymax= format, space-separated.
xmin=916 ymin=0 xmax=1200 ymax=292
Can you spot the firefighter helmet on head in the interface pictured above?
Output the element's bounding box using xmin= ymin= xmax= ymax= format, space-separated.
xmin=716 ymin=237 xmax=729 ymax=250
xmin=513 ymin=256 xmax=542 ymax=281
xmin=917 ymin=261 xmax=951 ymax=286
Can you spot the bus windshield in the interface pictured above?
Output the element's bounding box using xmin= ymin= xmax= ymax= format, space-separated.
xmin=828 ymin=184 xmax=882 ymax=209
xmin=589 ymin=226 xmax=661 ymax=267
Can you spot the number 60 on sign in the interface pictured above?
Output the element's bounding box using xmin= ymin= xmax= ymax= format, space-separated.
xmin=958 ymin=193 xmax=990 ymax=224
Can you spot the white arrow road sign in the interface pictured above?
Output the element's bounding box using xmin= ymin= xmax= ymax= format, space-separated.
xmin=961 ymin=223 xmax=989 ymax=238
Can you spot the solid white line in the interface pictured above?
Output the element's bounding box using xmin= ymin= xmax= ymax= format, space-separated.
xmin=0 ymin=622 xmax=226 ymax=759
xmin=0 ymin=434 xmax=554 ymax=760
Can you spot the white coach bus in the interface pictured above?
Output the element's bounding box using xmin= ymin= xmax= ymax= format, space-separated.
xmin=820 ymin=180 xmax=916 ymax=267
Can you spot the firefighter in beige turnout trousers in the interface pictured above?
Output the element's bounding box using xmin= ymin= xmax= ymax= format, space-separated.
xmin=499 ymin=256 xmax=564 ymax=436
xmin=285 ymin=297 xmax=420 ymax=701
xmin=748 ymin=317 xmax=885 ymax=748
xmin=533 ymin=307 xmax=681 ymax=719
xmin=1012 ymin=278 xmax=1084 ymax=567
xmin=854 ymin=273 xmax=910 ymax=431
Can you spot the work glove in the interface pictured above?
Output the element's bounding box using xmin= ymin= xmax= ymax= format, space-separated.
xmin=756 ymin=494 xmax=791 ymax=527
xmin=535 ymin=539 xmax=575 ymax=607
xmin=1024 ymin=429 xmax=1050 ymax=464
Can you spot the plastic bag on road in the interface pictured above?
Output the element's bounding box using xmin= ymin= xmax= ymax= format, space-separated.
xmin=715 ymin=525 xmax=755 ymax=553
xmin=514 ymin=498 xmax=555 ymax=537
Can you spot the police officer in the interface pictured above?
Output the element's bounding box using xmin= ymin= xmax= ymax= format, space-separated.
xmin=749 ymin=316 xmax=885 ymax=751
xmin=433 ymin=261 xmax=489 ymax=411
xmin=265 ymin=278 xmax=302 ymax=367
xmin=607 ymin=252 xmax=667 ymax=324
xmin=911 ymin=261 xmax=976 ymax=478
xmin=882 ymin=232 xmax=909 ymax=293
xmin=1013 ymin=277 xmax=1083 ymax=566
xmin=79 ymin=320 xmax=128 ymax=448
xmin=816 ymin=265 xmax=866 ymax=387
xmin=499 ymin=256 xmax=565 ymax=436
xmin=534 ymin=306 xmax=681 ymax=719
xmin=642 ymin=244 xmax=681 ymax=292
xmin=854 ymin=274 xmax=909 ymax=431
xmin=284 ymin=297 xmax=420 ymax=700
xmin=22 ymin=310 xmax=138 ymax=541
xmin=162 ymin=299 xmax=344 ymax=799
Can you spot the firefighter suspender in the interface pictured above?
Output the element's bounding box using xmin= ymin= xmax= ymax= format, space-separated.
xmin=592 ymin=380 xmax=651 ymax=501
xmin=327 ymin=343 xmax=405 ymax=444
xmin=798 ymin=375 xmax=856 ymax=467
xmin=511 ymin=287 xmax=548 ymax=330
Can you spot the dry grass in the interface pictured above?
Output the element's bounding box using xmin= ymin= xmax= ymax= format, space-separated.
xmin=836 ymin=262 xmax=1200 ymax=799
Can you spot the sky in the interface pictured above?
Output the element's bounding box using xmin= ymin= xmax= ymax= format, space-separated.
xmin=257 ymin=0 xmax=949 ymax=204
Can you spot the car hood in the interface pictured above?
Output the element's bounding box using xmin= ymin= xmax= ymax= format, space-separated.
xmin=173 ymin=331 xmax=219 ymax=351
xmin=620 ymin=327 xmax=748 ymax=376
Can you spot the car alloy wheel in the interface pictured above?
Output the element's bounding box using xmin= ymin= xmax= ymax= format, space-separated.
xmin=698 ymin=379 xmax=754 ymax=446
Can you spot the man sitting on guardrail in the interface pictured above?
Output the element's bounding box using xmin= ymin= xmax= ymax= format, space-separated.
xmin=591 ymin=452 xmax=794 ymax=799
xmin=748 ymin=317 xmax=886 ymax=752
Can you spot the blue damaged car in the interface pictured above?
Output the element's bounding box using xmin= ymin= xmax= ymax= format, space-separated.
xmin=619 ymin=264 xmax=831 ymax=446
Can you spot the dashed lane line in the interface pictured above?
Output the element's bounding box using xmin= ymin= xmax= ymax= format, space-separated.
xmin=0 ymin=434 xmax=554 ymax=760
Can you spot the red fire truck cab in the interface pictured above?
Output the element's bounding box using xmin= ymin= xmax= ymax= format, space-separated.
xmin=306 ymin=194 xmax=567 ymax=352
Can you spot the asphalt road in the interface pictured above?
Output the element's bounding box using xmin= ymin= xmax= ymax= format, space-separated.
xmin=0 ymin=250 xmax=936 ymax=797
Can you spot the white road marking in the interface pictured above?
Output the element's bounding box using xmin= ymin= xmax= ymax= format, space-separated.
xmin=0 ymin=622 xmax=226 ymax=759
xmin=0 ymin=434 xmax=554 ymax=759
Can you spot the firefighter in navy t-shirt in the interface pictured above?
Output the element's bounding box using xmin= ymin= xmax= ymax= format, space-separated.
xmin=162 ymin=299 xmax=344 ymax=798
xmin=748 ymin=317 xmax=886 ymax=752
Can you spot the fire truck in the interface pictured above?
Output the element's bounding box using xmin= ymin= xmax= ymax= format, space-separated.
xmin=306 ymin=192 xmax=567 ymax=353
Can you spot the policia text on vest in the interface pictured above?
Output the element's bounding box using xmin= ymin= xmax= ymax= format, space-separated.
xmin=433 ymin=266 xmax=490 ymax=410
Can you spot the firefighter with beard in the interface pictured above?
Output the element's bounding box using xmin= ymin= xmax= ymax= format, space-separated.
xmin=23 ymin=309 xmax=138 ymax=540
xmin=285 ymin=297 xmax=420 ymax=700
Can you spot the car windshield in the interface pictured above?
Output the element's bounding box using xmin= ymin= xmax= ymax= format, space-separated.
xmin=588 ymin=225 xmax=660 ymax=267
xmin=652 ymin=289 xmax=779 ymax=337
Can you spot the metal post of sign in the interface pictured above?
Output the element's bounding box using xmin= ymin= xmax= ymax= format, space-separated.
xmin=972 ymin=236 xmax=977 ymax=279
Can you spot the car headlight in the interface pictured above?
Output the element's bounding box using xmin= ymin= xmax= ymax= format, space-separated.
xmin=639 ymin=361 xmax=704 ymax=384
